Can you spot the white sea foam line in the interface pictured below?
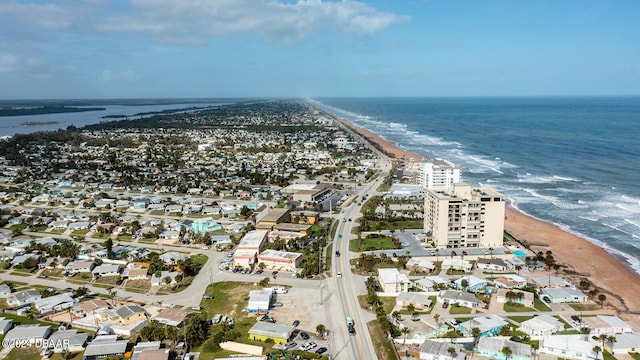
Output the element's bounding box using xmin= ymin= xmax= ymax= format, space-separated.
xmin=601 ymin=222 xmax=640 ymax=240
xmin=624 ymin=218 xmax=640 ymax=230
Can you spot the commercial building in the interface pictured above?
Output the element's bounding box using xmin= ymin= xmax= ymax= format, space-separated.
xmin=247 ymin=289 xmax=272 ymax=313
xmin=248 ymin=322 xmax=294 ymax=344
xmin=257 ymin=250 xmax=303 ymax=273
xmin=424 ymin=183 xmax=505 ymax=249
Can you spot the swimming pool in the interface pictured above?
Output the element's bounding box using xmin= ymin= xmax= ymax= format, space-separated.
xmin=513 ymin=250 xmax=527 ymax=257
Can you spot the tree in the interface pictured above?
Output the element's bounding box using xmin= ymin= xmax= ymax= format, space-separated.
xmin=501 ymin=346 xmax=513 ymax=360
xmin=407 ymin=303 xmax=415 ymax=314
xmin=434 ymin=313 xmax=440 ymax=327
xmin=272 ymin=273 xmax=277 ymax=286
xmin=515 ymin=265 xmax=522 ymax=276
xmin=592 ymin=345 xmax=602 ymax=360
xmin=580 ymin=327 xmax=591 ymax=340
xmin=471 ymin=327 xmax=481 ymax=347
xmin=392 ymin=311 xmax=401 ymax=323
xmin=108 ymin=288 xmax=118 ymax=306
xmin=316 ymin=323 xmax=326 ymax=337
xmin=104 ymin=238 xmax=115 ymax=259
xmin=401 ymin=326 xmax=410 ymax=344
xmin=448 ymin=346 xmax=457 ymax=357
xmin=598 ymin=294 xmax=607 ymax=308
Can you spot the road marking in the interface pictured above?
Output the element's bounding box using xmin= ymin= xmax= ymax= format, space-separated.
xmin=344 ymin=295 xmax=366 ymax=360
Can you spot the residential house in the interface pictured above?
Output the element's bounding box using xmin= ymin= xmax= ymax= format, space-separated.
xmin=65 ymin=260 xmax=95 ymax=274
xmin=0 ymin=317 xmax=13 ymax=334
xmin=582 ymin=315 xmax=634 ymax=335
xmin=452 ymin=275 xmax=487 ymax=293
xmin=438 ymin=290 xmax=481 ymax=309
xmin=459 ymin=315 xmax=508 ymax=337
xmin=419 ymin=339 xmax=466 ymax=360
xmin=72 ymin=298 xmax=110 ymax=318
xmin=151 ymin=271 xmax=180 ymax=287
xmin=82 ymin=335 xmax=129 ymax=360
xmin=108 ymin=305 xmax=148 ymax=325
xmin=495 ymin=289 xmax=535 ymax=308
xmin=406 ymin=259 xmax=437 ymax=274
xmin=6 ymin=289 xmax=42 ymax=308
xmin=11 ymin=253 xmax=40 ymax=268
xmin=122 ymin=267 xmax=148 ymax=280
xmin=477 ymin=337 xmax=532 ymax=360
xmin=476 ymin=257 xmax=508 ymax=272
xmin=541 ymin=287 xmax=588 ymax=303
xmin=441 ymin=258 xmax=473 ymax=272
xmin=493 ymin=274 xmax=528 ymax=289
xmin=530 ymin=276 xmax=571 ymax=289
xmin=131 ymin=341 xmax=170 ymax=360
xmin=159 ymin=251 xmax=186 ymax=265
xmin=0 ymin=283 xmax=12 ymax=297
xmin=413 ymin=276 xmax=448 ymax=292
xmin=92 ymin=264 xmax=121 ymax=278
xmin=153 ymin=308 xmax=190 ymax=327
xmin=378 ymin=268 xmax=412 ymax=293
xmin=539 ymin=335 xmax=597 ymax=360
xmin=3 ymin=324 xmax=51 ymax=346
xmin=608 ymin=333 xmax=640 ymax=355
xmin=396 ymin=292 xmax=432 ymax=310
xmin=34 ymin=293 xmax=77 ymax=314
xmin=519 ymin=315 xmax=564 ymax=336
xmin=47 ymin=329 xmax=89 ymax=353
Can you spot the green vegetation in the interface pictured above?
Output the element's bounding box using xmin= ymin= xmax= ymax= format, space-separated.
xmin=534 ymin=298 xmax=552 ymax=311
xmin=503 ymin=303 xmax=535 ymax=312
xmin=351 ymin=235 xmax=399 ymax=252
xmin=449 ymin=304 xmax=472 ymax=315
xmin=507 ymin=316 xmax=534 ymax=323
xmin=367 ymin=320 xmax=399 ymax=360
xmin=5 ymin=347 xmax=42 ymax=360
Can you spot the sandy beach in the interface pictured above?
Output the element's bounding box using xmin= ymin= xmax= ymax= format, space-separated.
xmin=331 ymin=110 xmax=640 ymax=312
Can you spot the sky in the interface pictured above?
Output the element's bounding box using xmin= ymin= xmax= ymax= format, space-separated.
xmin=1 ymin=0 xmax=639 ymax=99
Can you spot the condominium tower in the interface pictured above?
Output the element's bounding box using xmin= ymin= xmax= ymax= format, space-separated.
xmin=424 ymin=183 xmax=505 ymax=249
xmin=421 ymin=160 xmax=461 ymax=189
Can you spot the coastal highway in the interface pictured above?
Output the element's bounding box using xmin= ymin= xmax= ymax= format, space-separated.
xmin=329 ymin=159 xmax=390 ymax=360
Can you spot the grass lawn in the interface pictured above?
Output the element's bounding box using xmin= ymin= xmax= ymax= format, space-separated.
xmin=41 ymin=268 xmax=64 ymax=278
xmin=507 ymin=316 xmax=534 ymax=323
xmin=94 ymin=276 xmax=119 ymax=287
xmin=379 ymin=297 xmax=397 ymax=314
xmin=367 ymin=320 xmax=399 ymax=360
xmin=125 ymin=279 xmax=151 ymax=293
xmin=5 ymin=347 xmax=42 ymax=360
xmin=325 ymin=243 xmax=332 ymax=274
xmin=534 ymin=298 xmax=552 ymax=312
xmin=10 ymin=270 xmax=34 ymax=277
xmin=48 ymin=229 xmax=66 ymax=235
xmin=449 ymin=305 xmax=472 ymax=315
xmin=201 ymin=282 xmax=255 ymax=319
xmin=71 ymin=229 xmax=90 ymax=236
xmin=116 ymin=234 xmax=133 ymax=242
xmin=629 ymin=353 xmax=640 ymax=360
xmin=503 ymin=303 xmax=535 ymax=312
xmin=569 ymin=303 xmax=601 ymax=311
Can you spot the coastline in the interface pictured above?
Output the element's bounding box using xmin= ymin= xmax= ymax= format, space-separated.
xmin=328 ymin=109 xmax=640 ymax=312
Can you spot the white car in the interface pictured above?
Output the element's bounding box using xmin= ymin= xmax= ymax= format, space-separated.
xmin=337 ymin=272 xmax=342 ymax=278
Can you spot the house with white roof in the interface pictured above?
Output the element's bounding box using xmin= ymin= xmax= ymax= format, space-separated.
xmin=5 ymin=289 xmax=42 ymax=308
xmin=494 ymin=274 xmax=528 ymax=289
xmin=541 ymin=287 xmax=588 ymax=303
xmin=519 ymin=314 xmax=564 ymax=336
xmin=248 ymin=289 xmax=272 ymax=313
xmin=3 ymin=324 xmax=51 ymax=346
xmin=441 ymin=258 xmax=473 ymax=272
xmin=530 ymin=276 xmax=571 ymax=288
xmin=582 ymin=315 xmax=634 ymax=335
xmin=34 ymin=293 xmax=77 ymax=314
xmin=0 ymin=283 xmax=12 ymax=297
xmin=438 ymin=290 xmax=481 ymax=309
xmin=459 ymin=315 xmax=508 ymax=337
xmin=476 ymin=257 xmax=508 ymax=272
xmin=159 ymin=251 xmax=186 ymax=265
xmin=405 ymin=259 xmax=437 ymax=274
xmin=540 ymin=334 xmax=598 ymax=360
xmin=495 ymin=288 xmax=535 ymax=308
xmin=92 ymin=264 xmax=121 ymax=277
xmin=396 ymin=292 xmax=432 ymax=310
xmin=378 ymin=268 xmax=411 ymax=293
xmin=419 ymin=339 xmax=466 ymax=359
xmin=83 ymin=335 xmax=129 ymax=360
xmin=608 ymin=333 xmax=640 ymax=355
xmin=452 ymin=275 xmax=487 ymax=292
xmin=413 ymin=276 xmax=448 ymax=291
xmin=0 ymin=317 xmax=13 ymax=334
xmin=47 ymin=329 xmax=89 ymax=353
xmin=477 ymin=337 xmax=532 ymax=360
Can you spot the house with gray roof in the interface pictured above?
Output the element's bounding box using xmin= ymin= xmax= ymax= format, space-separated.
xmin=438 ymin=290 xmax=481 ymax=309
xmin=3 ymin=324 xmax=51 ymax=346
xmin=477 ymin=337 xmax=532 ymax=360
xmin=47 ymin=329 xmax=88 ymax=352
xmin=0 ymin=317 xmax=13 ymax=334
xmin=541 ymin=287 xmax=588 ymax=303
xmin=419 ymin=339 xmax=466 ymax=359
xmin=83 ymin=334 xmax=129 ymax=360
xmin=5 ymin=289 xmax=42 ymax=308
xmin=396 ymin=292 xmax=432 ymax=310
xmin=34 ymin=293 xmax=77 ymax=314
xmin=459 ymin=315 xmax=508 ymax=337
xmin=519 ymin=314 xmax=564 ymax=336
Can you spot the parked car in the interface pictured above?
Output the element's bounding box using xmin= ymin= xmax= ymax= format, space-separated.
xmin=300 ymin=332 xmax=310 ymax=340
xmin=227 ymin=317 xmax=234 ymax=325
xmin=337 ymin=272 xmax=342 ymax=278
xmin=38 ymin=274 xmax=47 ymax=278
xmin=335 ymin=251 xmax=340 ymax=257
xmin=283 ymin=341 xmax=297 ymax=350
xmin=272 ymin=301 xmax=283 ymax=307
xmin=272 ymin=270 xmax=278 ymax=275
xmin=212 ymin=314 xmax=222 ymax=324
xmin=316 ymin=347 xmax=328 ymax=354
xmin=191 ymin=305 xmax=201 ymax=311
xmin=203 ymin=295 xmax=213 ymax=300
xmin=292 ymin=320 xmax=300 ymax=327
xmin=442 ymin=301 xmax=449 ymax=309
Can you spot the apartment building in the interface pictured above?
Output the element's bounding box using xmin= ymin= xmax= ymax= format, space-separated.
xmin=424 ymin=183 xmax=504 ymax=249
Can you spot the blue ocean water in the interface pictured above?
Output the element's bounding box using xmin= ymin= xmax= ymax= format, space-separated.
xmin=314 ymin=97 xmax=640 ymax=273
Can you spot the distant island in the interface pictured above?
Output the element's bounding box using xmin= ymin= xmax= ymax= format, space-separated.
xmin=0 ymin=105 xmax=105 ymax=117
xmin=21 ymin=121 xmax=61 ymax=126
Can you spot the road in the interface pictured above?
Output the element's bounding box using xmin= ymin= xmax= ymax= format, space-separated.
xmin=329 ymin=157 xmax=392 ymax=360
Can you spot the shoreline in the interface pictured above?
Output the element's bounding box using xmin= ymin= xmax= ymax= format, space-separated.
xmin=323 ymin=106 xmax=640 ymax=312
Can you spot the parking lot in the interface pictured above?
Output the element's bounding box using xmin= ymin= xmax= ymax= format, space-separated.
xmin=266 ymin=286 xmax=332 ymax=355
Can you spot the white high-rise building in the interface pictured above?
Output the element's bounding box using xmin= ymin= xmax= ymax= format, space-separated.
xmin=420 ymin=160 xmax=461 ymax=189
xmin=424 ymin=183 xmax=505 ymax=249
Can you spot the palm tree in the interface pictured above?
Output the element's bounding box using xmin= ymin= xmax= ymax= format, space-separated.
xmin=272 ymin=273 xmax=277 ymax=286
xmin=606 ymin=335 xmax=617 ymax=351
xmin=592 ymin=345 xmax=602 ymax=360
xmin=447 ymin=346 xmax=457 ymax=357
xmin=471 ymin=327 xmax=481 ymax=347
xmin=515 ymin=265 xmax=522 ymax=276
xmin=530 ymin=342 xmax=539 ymax=360
xmin=316 ymin=323 xmax=326 ymax=338
xmin=434 ymin=313 xmax=440 ymax=327
xmin=501 ymin=346 xmax=513 ymax=360
xmin=598 ymin=294 xmax=607 ymax=308
xmin=392 ymin=311 xmax=401 ymax=323
xmin=580 ymin=327 xmax=591 ymax=340
xmin=401 ymin=326 xmax=410 ymax=344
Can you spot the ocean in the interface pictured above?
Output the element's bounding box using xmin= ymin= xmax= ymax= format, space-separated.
xmin=313 ymin=97 xmax=640 ymax=274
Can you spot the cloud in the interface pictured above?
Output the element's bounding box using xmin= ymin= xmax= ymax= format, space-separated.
xmin=95 ymin=0 xmax=409 ymax=45
xmin=0 ymin=1 xmax=77 ymax=29
xmin=100 ymin=69 xmax=140 ymax=82
xmin=0 ymin=53 xmax=44 ymax=73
